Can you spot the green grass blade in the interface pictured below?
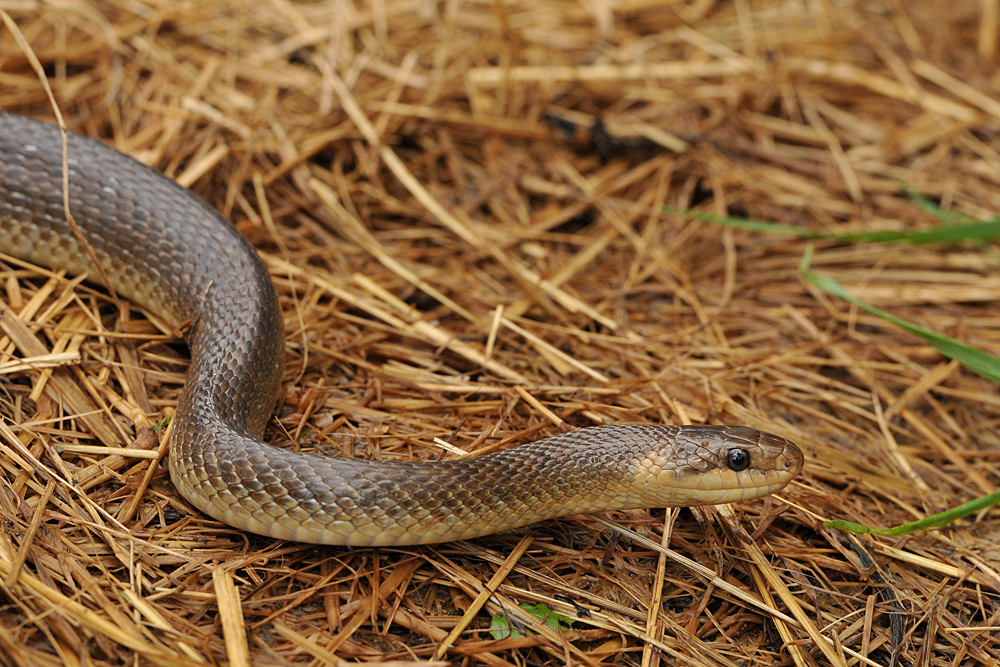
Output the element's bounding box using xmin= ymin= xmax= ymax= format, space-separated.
xmin=900 ymin=186 xmax=982 ymax=226
xmin=799 ymin=247 xmax=1000 ymax=384
xmin=825 ymin=490 xmax=1000 ymax=535
xmin=666 ymin=207 xmax=1000 ymax=244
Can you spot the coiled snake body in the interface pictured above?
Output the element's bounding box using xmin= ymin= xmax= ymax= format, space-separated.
xmin=0 ymin=112 xmax=803 ymax=546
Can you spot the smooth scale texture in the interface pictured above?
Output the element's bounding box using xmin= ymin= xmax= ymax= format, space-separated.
xmin=0 ymin=112 xmax=803 ymax=546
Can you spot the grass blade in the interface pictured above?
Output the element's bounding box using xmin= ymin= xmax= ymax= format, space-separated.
xmin=666 ymin=206 xmax=1000 ymax=244
xmin=825 ymin=490 xmax=1000 ymax=535
xmin=799 ymin=247 xmax=1000 ymax=384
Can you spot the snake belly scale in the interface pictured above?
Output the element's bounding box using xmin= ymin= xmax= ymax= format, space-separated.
xmin=0 ymin=112 xmax=803 ymax=547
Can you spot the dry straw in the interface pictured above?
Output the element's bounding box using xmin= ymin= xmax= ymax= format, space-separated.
xmin=1 ymin=1 xmax=1000 ymax=666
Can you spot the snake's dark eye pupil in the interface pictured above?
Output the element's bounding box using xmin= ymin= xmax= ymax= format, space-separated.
xmin=727 ymin=448 xmax=750 ymax=472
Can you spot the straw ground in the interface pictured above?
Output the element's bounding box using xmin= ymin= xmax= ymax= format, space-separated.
xmin=1 ymin=1 xmax=999 ymax=666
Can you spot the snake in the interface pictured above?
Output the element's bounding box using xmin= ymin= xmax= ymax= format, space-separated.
xmin=0 ymin=111 xmax=803 ymax=547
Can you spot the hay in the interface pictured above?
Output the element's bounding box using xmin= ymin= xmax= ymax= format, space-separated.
xmin=1 ymin=1 xmax=999 ymax=665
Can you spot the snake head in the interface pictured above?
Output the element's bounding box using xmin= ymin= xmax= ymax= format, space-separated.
xmin=632 ymin=425 xmax=804 ymax=507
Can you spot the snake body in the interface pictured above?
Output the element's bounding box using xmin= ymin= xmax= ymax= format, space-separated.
xmin=0 ymin=112 xmax=803 ymax=546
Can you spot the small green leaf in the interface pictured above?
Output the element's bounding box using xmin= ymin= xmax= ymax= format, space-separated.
xmin=521 ymin=602 xmax=574 ymax=633
xmin=488 ymin=614 xmax=523 ymax=640
xmin=489 ymin=602 xmax=574 ymax=640
xmin=151 ymin=417 xmax=172 ymax=432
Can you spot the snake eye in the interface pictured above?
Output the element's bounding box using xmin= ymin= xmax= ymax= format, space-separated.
xmin=726 ymin=448 xmax=750 ymax=472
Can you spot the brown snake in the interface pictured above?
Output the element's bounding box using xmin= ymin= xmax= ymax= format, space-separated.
xmin=0 ymin=112 xmax=803 ymax=546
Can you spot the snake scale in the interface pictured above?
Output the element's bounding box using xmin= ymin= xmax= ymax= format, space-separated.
xmin=0 ymin=112 xmax=803 ymax=546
